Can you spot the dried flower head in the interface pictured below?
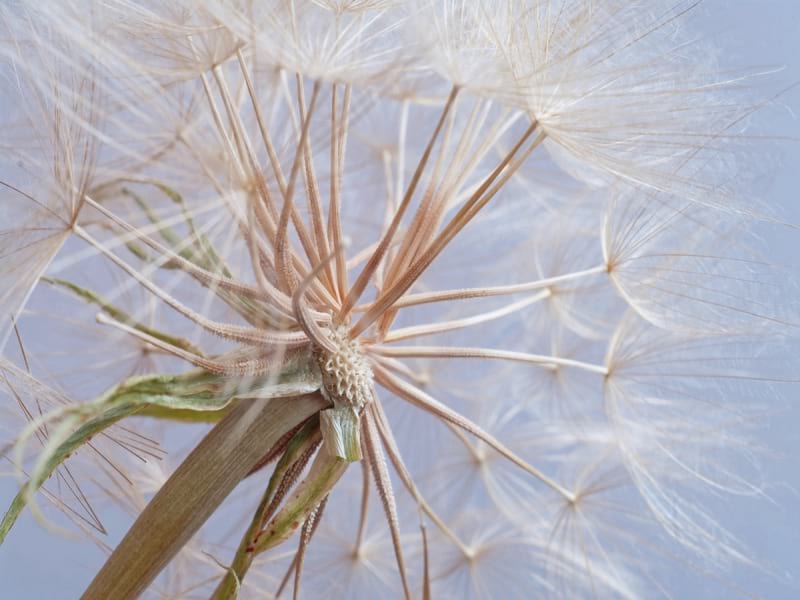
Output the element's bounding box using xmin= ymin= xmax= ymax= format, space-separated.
xmin=0 ymin=1 xmax=797 ymax=598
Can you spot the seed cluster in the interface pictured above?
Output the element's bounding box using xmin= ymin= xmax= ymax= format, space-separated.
xmin=315 ymin=325 xmax=372 ymax=409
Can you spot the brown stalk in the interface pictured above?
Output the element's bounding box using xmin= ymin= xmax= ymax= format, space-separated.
xmin=371 ymin=344 xmax=608 ymax=375
xmin=211 ymin=65 xmax=258 ymax=184
xmin=246 ymin=421 xmax=306 ymax=477
xmin=211 ymin=420 xmax=322 ymax=600
xmin=377 ymin=264 xmax=607 ymax=309
xmin=378 ymin=94 xmax=472 ymax=296
xmin=362 ymin=410 xmax=412 ymax=600
xmin=75 ymin=226 xmax=308 ymax=348
xmin=237 ymin=53 xmax=334 ymax=279
xmin=82 ymin=393 xmax=327 ymax=600
xmin=83 ymin=196 xmax=276 ymax=304
xmin=237 ymin=50 xmax=288 ymax=196
xmin=380 ymin=291 xmax=550 ymax=343
xmin=292 ymin=494 xmax=329 ymax=600
xmin=353 ymin=458 xmax=370 ymax=554
xmin=196 ymin=67 xmax=247 ymax=180
xmin=421 ymin=522 xmax=432 ymax=600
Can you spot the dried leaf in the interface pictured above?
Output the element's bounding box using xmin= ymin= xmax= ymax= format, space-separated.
xmin=319 ymin=406 xmax=362 ymax=461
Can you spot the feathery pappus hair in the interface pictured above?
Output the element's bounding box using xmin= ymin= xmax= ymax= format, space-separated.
xmin=0 ymin=1 xmax=798 ymax=598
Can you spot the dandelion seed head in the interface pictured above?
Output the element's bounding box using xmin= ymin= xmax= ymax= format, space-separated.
xmin=0 ymin=1 xmax=797 ymax=598
xmin=315 ymin=324 xmax=372 ymax=409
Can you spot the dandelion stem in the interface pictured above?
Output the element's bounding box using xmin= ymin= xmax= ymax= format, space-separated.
xmin=380 ymin=289 xmax=551 ymax=343
xmin=210 ymin=418 xmax=322 ymax=600
xmin=237 ymin=49 xmax=288 ymax=195
xmin=362 ymin=411 xmax=412 ymax=600
xmin=292 ymin=495 xmax=329 ymax=600
xmin=195 ymin=64 xmax=247 ymax=180
xmin=370 ymin=402 xmax=471 ymax=556
xmin=372 ymin=264 xmax=608 ymax=310
xmin=81 ymin=196 xmax=286 ymax=308
xmin=353 ymin=458 xmax=371 ymax=555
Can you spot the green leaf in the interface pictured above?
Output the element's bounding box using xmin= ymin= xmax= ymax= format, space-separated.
xmin=43 ymin=276 xmax=202 ymax=355
xmin=121 ymin=185 xmax=230 ymax=277
xmin=135 ymin=404 xmax=232 ymax=423
xmin=1 ymin=396 xmax=139 ymax=545
xmin=149 ymin=181 xmax=232 ymax=278
xmin=1 ymin=359 xmax=322 ymax=544
xmin=121 ymin=184 xmax=274 ymax=325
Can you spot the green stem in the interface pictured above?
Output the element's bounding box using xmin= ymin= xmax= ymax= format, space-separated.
xmin=81 ymin=394 xmax=326 ymax=600
xmin=211 ymin=417 xmax=321 ymax=600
